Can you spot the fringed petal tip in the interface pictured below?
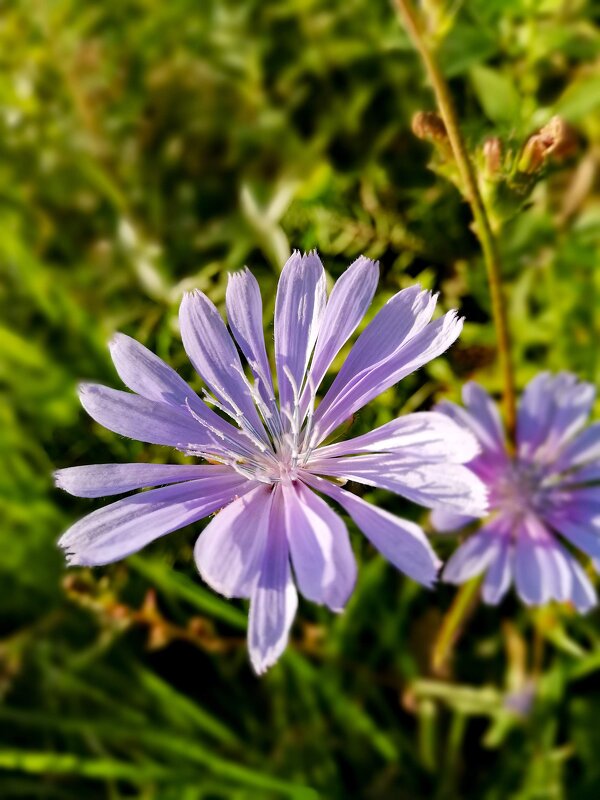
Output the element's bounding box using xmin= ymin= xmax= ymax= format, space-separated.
xmin=248 ymin=581 xmax=298 ymax=676
xmin=419 ymin=553 xmax=443 ymax=589
xmin=179 ymin=288 xmax=207 ymax=309
xmin=77 ymin=381 xmax=94 ymax=400
xmin=53 ymin=469 xmax=67 ymax=492
xmin=416 ymin=567 xmax=442 ymax=591
xmin=249 ymin=620 xmax=295 ymax=676
xmin=108 ymin=331 xmax=126 ymax=352
xmin=62 ymin=549 xmax=83 ymax=567
xmin=249 ymin=650 xmax=277 ymax=677
xmin=61 ymin=549 xmax=105 ymax=568
xmin=57 ymin=538 xmax=85 ymax=566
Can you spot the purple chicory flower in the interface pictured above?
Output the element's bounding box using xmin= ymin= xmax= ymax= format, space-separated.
xmin=56 ymin=251 xmax=486 ymax=673
xmin=433 ymin=374 xmax=600 ymax=612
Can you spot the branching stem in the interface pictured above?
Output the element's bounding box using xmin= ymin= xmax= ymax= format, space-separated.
xmin=393 ymin=0 xmax=517 ymax=440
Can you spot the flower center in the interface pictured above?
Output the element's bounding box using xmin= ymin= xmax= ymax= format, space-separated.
xmin=494 ymin=460 xmax=545 ymax=518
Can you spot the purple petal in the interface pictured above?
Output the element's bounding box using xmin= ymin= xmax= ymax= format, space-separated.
xmin=301 ymin=473 xmax=440 ymax=586
xmin=58 ymin=472 xmax=254 ymax=566
xmin=436 ymin=401 xmax=510 ymax=474
xmin=248 ymin=487 xmax=298 ymax=674
xmin=514 ymin=516 xmax=566 ymax=606
xmin=179 ymin=290 xmax=266 ymax=439
xmin=194 ymin=485 xmax=273 ymax=598
xmin=481 ymin=535 xmax=512 ymax=605
xmin=311 ymin=286 xmax=434 ymax=437
xmin=546 ymin=375 xmax=595 ymax=451
xmin=109 ymin=333 xmax=248 ymax=451
xmin=546 ymin=512 xmax=600 ymax=562
xmin=568 ymin=557 xmax=597 ymax=612
xmin=554 ymin=422 xmax=600 ymax=472
xmin=562 ymin=461 xmax=600 ymax=484
xmin=517 ymin=373 xmax=558 ymax=459
xmin=462 ymin=382 xmax=507 ymax=454
xmin=430 ymin=508 xmax=478 ymax=533
xmin=518 ymin=373 xmax=595 ymax=462
xmin=527 ymin=537 xmax=595 ymax=611
xmin=545 ymin=486 xmax=600 ymax=522
xmin=226 ymin=268 xmax=276 ymax=405
xmin=300 ymin=256 xmax=378 ymax=415
xmin=443 ymin=529 xmax=501 ymax=584
xmin=274 ymin=251 xmax=326 ymax=422
xmin=54 ymin=462 xmax=231 ymax=498
xmin=283 ymin=481 xmax=356 ymax=611
xmin=312 ymin=307 xmax=463 ymax=445
xmin=79 ymin=383 xmax=210 ymax=447
xmin=110 ymin=333 xmax=201 ymax=409
xmin=317 ymin=411 xmax=479 ymax=463
xmin=307 ymin=456 xmax=487 ymax=516
xmin=544 ymin=544 xmax=574 ymax=603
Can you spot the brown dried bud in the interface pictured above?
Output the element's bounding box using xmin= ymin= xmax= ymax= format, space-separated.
xmin=412 ymin=111 xmax=448 ymax=144
xmin=62 ymin=574 xmax=93 ymax=596
xmin=483 ymin=137 xmax=502 ymax=176
xmin=518 ymin=116 xmax=577 ymax=174
xmin=109 ymin=603 xmax=131 ymax=621
xmin=147 ymin=624 xmax=172 ymax=651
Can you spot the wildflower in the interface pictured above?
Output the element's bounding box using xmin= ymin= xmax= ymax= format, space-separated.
xmin=56 ymin=251 xmax=486 ymax=673
xmin=433 ymin=375 xmax=600 ymax=611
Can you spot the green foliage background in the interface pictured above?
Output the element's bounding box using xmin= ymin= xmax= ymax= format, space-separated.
xmin=1 ymin=0 xmax=600 ymax=797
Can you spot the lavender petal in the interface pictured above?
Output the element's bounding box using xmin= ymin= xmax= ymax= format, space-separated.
xmin=316 ymin=411 xmax=479 ymax=463
xmin=300 ymin=256 xmax=378 ymax=416
xmin=110 ymin=332 xmax=248 ymax=450
xmin=248 ymin=487 xmax=298 ymax=674
xmin=513 ymin=517 xmax=561 ymax=606
xmin=518 ymin=373 xmax=595 ymax=462
xmin=179 ymin=290 xmax=267 ymax=439
xmin=226 ymin=268 xmax=276 ymax=404
xmin=430 ymin=508 xmax=478 ymax=533
xmin=462 ymin=382 xmax=507 ymax=454
xmin=302 ymin=473 xmax=441 ymax=587
xmin=110 ymin=332 xmax=202 ymax=409
xmin=313 ymin=309 xmax=463 ymax=445
xmin=78 ymin=383 xmax=211 ymax=447
xmin=283 ymin=481 xmax=356 ymax=612
xmin=54 ymin=462 xmax=233 ymax=498
xmin=436 ymin=400 xmax=510 ymax=472
xmin=274 ymin=251 xmax=326 ymax=424
xmin=481 ymin=537 xmax=512 ymax=605
xmin=58 ymin=473 xmax=254 ymax=566
xmin=555 ymin=421 xmax=600 ymax=472
xmin=311 ymin=286 xmax=433 ymax=436
xmin=568 ymin=557 xmax=597 ymax=612
xmin=443 ymin=530 xmax=500 ymax=584
xmin=194 ymin=485 xmax=274 ymax=598
xmin=307 ymin=456 xmax=488 ymax=517
xmin=546 ymin=512 xmax=600 ymax=562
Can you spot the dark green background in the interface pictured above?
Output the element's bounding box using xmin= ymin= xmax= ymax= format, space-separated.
xmin=1 ymin=0 xmax=600 ymax=797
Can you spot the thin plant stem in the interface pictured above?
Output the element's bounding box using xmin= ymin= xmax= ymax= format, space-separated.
xmin=393 ymin=0 xmax=517 ymax=441
xmin=431 ymin=574 xmax=482 ymax=674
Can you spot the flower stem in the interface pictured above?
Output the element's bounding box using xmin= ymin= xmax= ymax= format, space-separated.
xmin=393 ymin=0 xmax=517 ymax=440
xmin=431 ymin=574 xmax=482 ymax=674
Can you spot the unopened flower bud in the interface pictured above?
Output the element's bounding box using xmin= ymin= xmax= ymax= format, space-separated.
xmin=483 ymin=137 xmax=502 ymax=177
xmin=412 ymin=111 xmax=448 ymax=144
xmin=518 ymin=116 xmax=577 ymax=174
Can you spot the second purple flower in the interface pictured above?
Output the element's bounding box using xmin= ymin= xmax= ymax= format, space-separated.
xmin=433 ymin=375 xmax=600 ymax=612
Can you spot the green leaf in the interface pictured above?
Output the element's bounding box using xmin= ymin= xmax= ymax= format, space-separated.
xmin=470 ymin=64 xmax=522 ymax=124
xmin=554 ymin=73 xmax=600 ymax=122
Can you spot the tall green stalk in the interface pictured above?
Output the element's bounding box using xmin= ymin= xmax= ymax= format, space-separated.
xmin=393 ymin=0 xmax=517 ymax=441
